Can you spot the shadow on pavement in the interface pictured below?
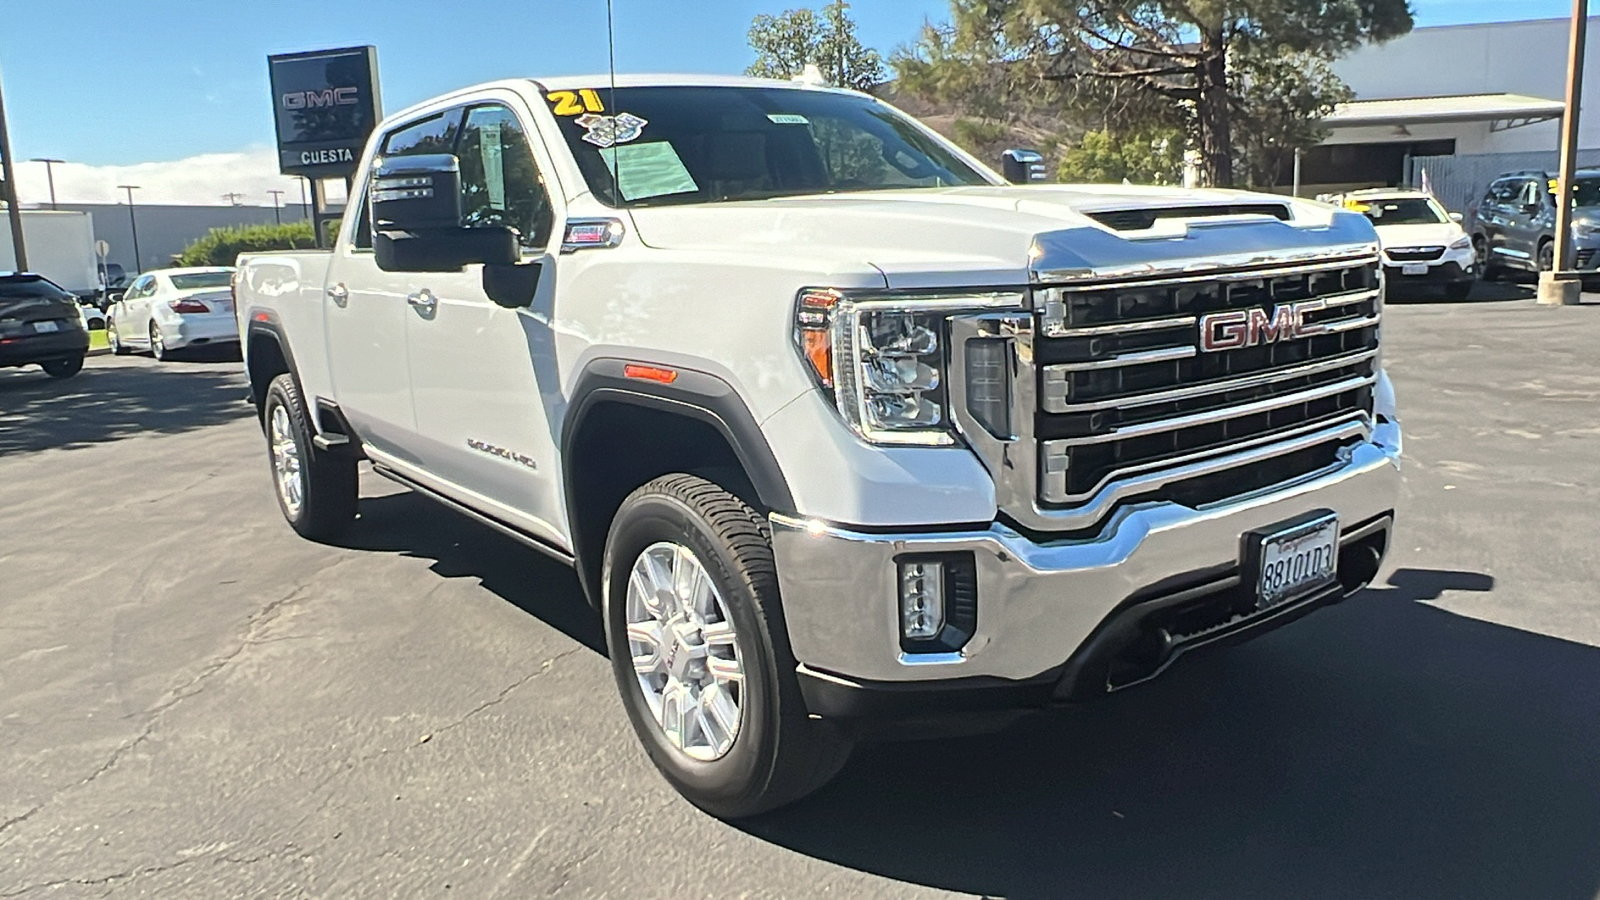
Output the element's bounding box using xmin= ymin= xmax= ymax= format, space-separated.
xmin=0 ymin=360 xmax=254 ymax=456
xmin=1386 ymin=280 xmax=1531 ymax=304
xmin=745 ymin=568 xmax=1600 ymax=900
xmin=338 ymin=488 xmax=606 ymax=655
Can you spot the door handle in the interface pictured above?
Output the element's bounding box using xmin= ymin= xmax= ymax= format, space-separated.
xmin=406 ymin=289 xmax=437 ymax=316
xmin=326 ymin=283 xmax=349 ymax=307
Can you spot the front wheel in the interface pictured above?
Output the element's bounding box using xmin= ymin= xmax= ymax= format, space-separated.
xmin=41 ymin=354 xmax=84 ymax=379
xmin=603 ymin=474 xmax=852 ymax=818
xmin=1475 ymin=237 xmax=1503 ymax=282
xmin=262 ymin=373 xmax=358 ymax=541
xmin=108 ymin=319 xmax=130 ymax=355
xmin=1444 ymin=281 xmax=1474 ymax=301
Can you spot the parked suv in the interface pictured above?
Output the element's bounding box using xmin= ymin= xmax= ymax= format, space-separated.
xmin=0 ymin=272 xmax=90 ymax=378
xmin=1331 ymin=189 xmax=1475 ymax=299
xmin=1471 ymin=169 xmax=1600 ymax=283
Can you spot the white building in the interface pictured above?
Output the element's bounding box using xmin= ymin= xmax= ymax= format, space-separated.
xmin=1302 ymin=16 xmax=1600 ymax=210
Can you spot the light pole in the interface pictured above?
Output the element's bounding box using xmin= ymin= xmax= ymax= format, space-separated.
xmin=299 ymin=177 xmax=310 ymax=223
xmin=31 ymin=158 xmax=62 ymax=209
xmin=118 ymin=185 xmax=141 ymax=275
xmin=267 ymin=189 xmax=283 ymax=225
xmin=1542 ymin=0 xmax=1589 ymax=305
xmin=0 ymin=68 xmax=27 ymax=271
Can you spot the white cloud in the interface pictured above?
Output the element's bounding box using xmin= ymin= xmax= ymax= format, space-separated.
xmin=10 ymin=148 xmax=309 ymax=208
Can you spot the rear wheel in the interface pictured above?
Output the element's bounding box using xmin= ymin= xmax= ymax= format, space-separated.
xmin=603 ymin=474 xmax=852 ymax=818
xmin=149 ymin=322 xmax=168 ymax=361
xmin=41 ymin=354 xmax=84 ymax=379
xmin=1538 ymin=240 xmax=1555 ymax=273
xmin=263 ymin=373 xmax=358 ymax=541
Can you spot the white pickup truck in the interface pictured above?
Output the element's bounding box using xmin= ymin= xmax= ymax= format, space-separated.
xmin=235 ymin=74 xmax=1402 ymax=817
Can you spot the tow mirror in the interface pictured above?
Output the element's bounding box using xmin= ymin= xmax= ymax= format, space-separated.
xmin=371 ymin=154 xmax=519 ymax=273
xmin=1002 ymin=148 xmax=1047 ymax=184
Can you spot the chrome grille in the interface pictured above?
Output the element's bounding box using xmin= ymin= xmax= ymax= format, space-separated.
xmin=1032 ymin=259 xmax=1378 ymax=506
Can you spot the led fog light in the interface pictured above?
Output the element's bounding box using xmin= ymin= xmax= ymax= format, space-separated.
xmin=898 ymin=560 xmax=945 ymax=640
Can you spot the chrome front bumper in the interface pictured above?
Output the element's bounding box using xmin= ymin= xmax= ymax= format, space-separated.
xmin=771 ymin=419 xmax=1402 ymax=684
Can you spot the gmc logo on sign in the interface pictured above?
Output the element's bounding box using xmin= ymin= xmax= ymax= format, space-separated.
xmin=282 ymin=87 xmax=359 ymax=110
xmin=1199 ymin=298 xmax=1329 ymax=352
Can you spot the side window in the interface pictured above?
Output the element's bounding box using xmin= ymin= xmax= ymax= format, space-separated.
xmin=128 ymin=276 xmax=154 ymax=299
xmin=1490 ymin=179 xmax=1517 ymax=206
xmin=456 ymin=105 xmax=556 ymax=248
xmin=356 ymin=108 xmax=468 ymax=250
xmin=380 ymin=110 xmax=464 ymax=157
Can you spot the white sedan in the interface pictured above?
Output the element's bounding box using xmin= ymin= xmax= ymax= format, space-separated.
xmin=107 ymin=267 xmax=237 ymax=360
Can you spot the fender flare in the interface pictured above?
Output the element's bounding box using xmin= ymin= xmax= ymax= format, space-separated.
xmin=560 ymin=358 xmax=797 ymax=518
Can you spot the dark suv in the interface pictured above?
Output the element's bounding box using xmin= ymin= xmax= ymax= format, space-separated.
xmin=0 ymin=273 xmax=90 ymax=379
xmin=1471 ymin=169 xmax=1600 ymax=283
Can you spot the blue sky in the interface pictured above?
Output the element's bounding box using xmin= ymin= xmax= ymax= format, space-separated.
xmin=0 ymin=0 xmax=1583 ymax=203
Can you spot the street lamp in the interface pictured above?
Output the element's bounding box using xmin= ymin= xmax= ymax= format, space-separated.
xmin=30 ymin=158 xmax=63 ymax=209
xmin=268 ymin=189 xmax=284 ymax=225
xmin=118 ymin=184 xmax=141 ymax=275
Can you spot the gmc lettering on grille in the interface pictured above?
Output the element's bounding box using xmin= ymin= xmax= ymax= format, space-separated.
xmin=1199 ymin=298 xmax=1329 ymax=352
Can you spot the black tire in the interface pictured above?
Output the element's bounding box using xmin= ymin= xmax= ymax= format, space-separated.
xmin=108 ymin=319 xmax=130 ymax=355
xmin=1444 ymin=281 xmax=1474 ymax=301
xmin=262 ymin=373 xmax=358 ymax=541
xmin=1538 ymin=240 xmax=1555 ymax=273
xmin=603 ymin=474 xmax=852 ymax=818
xmin=41 ymin=354 xmax=84 ymax=379
xmin=150 ymin=322 xmax=168 ymax=361
xmin=1475 ymin=237 xmax=1503 ymax=282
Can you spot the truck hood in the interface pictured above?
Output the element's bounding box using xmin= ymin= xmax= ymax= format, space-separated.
xmin=626 ymin=184 xmax=1367 ymax=289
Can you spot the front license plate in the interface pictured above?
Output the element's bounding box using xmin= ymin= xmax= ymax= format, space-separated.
xmin=32 ymin=320 xmax=59 ymax=333
xmin=1402 ymin=263 xmax=1429 ymax=276
xmin=1253 ymin=514 xmax=1339 ymax=610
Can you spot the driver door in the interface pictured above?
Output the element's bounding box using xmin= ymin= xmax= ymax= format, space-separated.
xmin=401 ymin=100 xmax=568 ymax=545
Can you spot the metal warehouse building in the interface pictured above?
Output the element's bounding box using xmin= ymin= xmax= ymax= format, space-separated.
xmin=1305 ymin=16 xmax=1600 ymax=211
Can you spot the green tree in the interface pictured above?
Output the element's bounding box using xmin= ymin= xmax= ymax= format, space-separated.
xmin=176 ymin=221 xmax=318 ymax=268
xmin=1232 ymin=51 xmax=1352 ymax=188
xmin=1059 ymin=128 xmax=1185 ymax=184
xmin=747 ymin=1 xmax=885 ymax=92
xmin=894 ymin=0 xmax=1412 ymax=187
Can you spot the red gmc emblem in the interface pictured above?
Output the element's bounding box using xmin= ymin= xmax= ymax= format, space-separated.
xmin=1199 ymin=298 xmax=1329 ymax=352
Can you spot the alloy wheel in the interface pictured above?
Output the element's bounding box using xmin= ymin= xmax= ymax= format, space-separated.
xmin=625 ymin=541 xmax=744 ymax=761
xmin=269 ymin=404 xmax=305 ymax=518
xmin=150 ymin=323 xmax=166 ymax=360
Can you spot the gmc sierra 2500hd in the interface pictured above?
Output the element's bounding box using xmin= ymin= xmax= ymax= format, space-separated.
xmin=235 ymin=74 xmax=1402 ymax=817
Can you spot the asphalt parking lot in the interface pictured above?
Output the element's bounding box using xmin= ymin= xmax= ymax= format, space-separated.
xmin=2 ymin=284 xmax=1598 ymax=900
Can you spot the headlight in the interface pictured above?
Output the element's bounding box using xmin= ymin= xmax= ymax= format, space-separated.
xmin=1575 ymin=222 xmax=1600 ymax=236
xmin=794 ymin=290 xmax=1021 ymax=446
xmin=1450 ymin=235 xmax=1472 ymax=250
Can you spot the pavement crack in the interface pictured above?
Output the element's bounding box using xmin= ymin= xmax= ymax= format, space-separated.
xmin=419 ymin=649 xmax=581 ymax=744
xmin=0 ymin=558 xmax=352 ymax=842
xmin=0 ymin=845 xmax=298 ymax=897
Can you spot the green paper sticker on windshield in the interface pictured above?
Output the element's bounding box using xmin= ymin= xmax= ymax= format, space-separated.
xmin=598 ymin=141 xmax=700 ymax=202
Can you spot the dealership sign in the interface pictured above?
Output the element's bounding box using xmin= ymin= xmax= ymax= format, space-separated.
xmin=268 ymin=46 xmax=382 ymax=178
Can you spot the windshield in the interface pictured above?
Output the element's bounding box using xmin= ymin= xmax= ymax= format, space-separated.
xmin=169 ymin=272 xmax=233 ymax=290
xmin=543 ymin=85 xmax=992 ymax=207
xmin=1572 ymin=178 xmax=1600 ymax=207
xmin=1356 ymin=197 xmax=1447 ymax=226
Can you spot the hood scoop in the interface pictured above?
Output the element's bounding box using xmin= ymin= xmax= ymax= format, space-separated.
xmin=1088 ymin=203 xmax=1292 ymax=232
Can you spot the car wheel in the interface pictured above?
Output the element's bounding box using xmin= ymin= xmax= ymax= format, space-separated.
xmin=107 ymin=319 xmax=130 ymax=355
xmin=1444 ymin=281 xmax=1474 ymax=301
xmin=41 ymin=354 xmax=85 ymax=379
xmin=1538 ymin=240 xmax=1555 ymax=273
xmin=149 ymin=322 xmax=168 ymax=361
xmin=603 ymin=474 xmax=853 ymax=819
xmin=262 ymin=373 xmax=358 ymax=541
xmin=1474 ymin=237 xmax=1502 ymax=282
